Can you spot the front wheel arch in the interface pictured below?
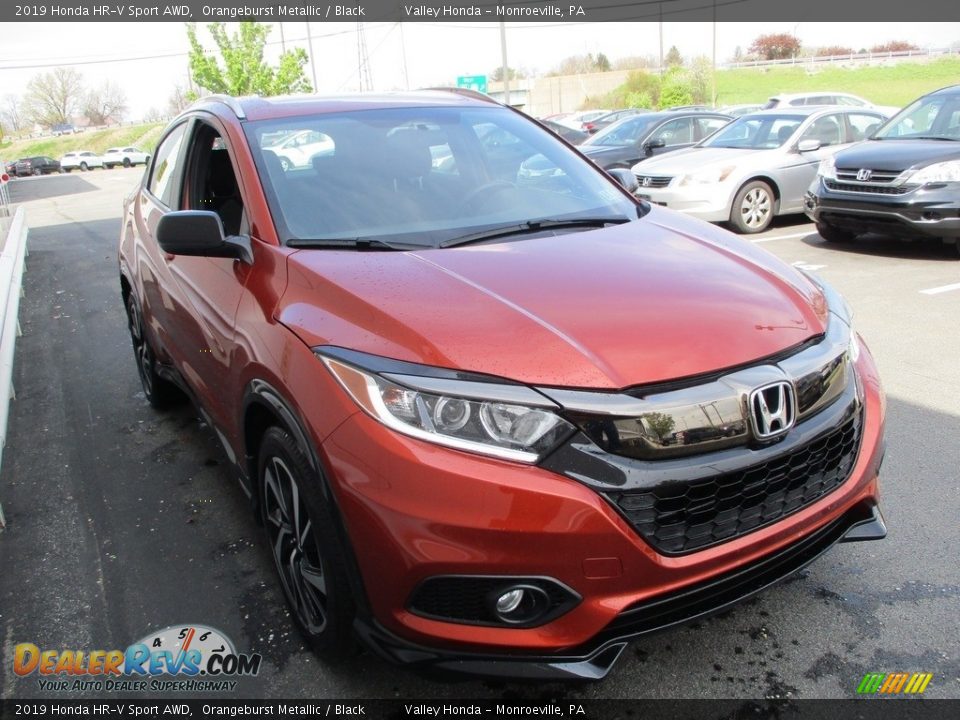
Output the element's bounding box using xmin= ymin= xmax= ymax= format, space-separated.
xmin=241 ymin=381 xmax=374 ymax=621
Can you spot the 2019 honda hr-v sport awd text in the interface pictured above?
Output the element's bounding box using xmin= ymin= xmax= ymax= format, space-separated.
xmin=119 ymin=91 xmax=886 ymax=680
xmin=807 ymin=84 xmax=960 ymax=254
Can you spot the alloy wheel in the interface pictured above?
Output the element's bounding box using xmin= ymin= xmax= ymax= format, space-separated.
xmin=262 ymin=455 xmax=329 ymax=634
xmin=740 ymin=187 xmax=771 ymax=229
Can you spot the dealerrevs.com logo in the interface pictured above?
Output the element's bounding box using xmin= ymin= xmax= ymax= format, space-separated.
xmin=13 ymin=624 xmax=262 ymax=692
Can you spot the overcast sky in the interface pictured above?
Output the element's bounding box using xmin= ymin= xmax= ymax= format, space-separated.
xmin=3 ymin=21 xmax=959 ymax=121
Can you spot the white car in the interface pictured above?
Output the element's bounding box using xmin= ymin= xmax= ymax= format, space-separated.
xmin=60 ymin=150 xmax=103 ymax=172
xmin=631 ymin=106 xmax=887 ymax=233
xmin=102 ymin=147 xmax=151 ymax=169
xmin=555 ymin=110 xmax=611 ymax=131
xmin=763 ymin=92 xmax=900 ymax=118
xmin=265 ymin=130 xmax=334 ymax=170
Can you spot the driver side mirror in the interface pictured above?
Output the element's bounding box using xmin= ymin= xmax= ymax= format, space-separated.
xmin=157 ymin=211 xmax=253 ymax=264
xmin=643 ymin=138 xmax=666 ymax=155
xmin=607 ymin=168 xmax=639 ymax=193
xmin=796 ymin=139 xmax=822 ymax=153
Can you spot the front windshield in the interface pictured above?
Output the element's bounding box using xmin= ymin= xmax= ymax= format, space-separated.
xmin=585 ymin=116 xmax=658 ymax=147
xmin=701 ymin=114 xmax=805 ymax=149
xmin=246 ymin=106 xmax=637 ymax=248
xmin=873 ymin=94 xmax=960 ymax=140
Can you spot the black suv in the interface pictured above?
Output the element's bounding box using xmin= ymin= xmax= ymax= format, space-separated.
xmin=806 ymin=84 xmax=960 ymax=254
xmin=15 ymin=156 xmax=61 ymax=176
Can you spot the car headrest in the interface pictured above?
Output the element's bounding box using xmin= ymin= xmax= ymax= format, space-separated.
xmin=207 ymin=150 xmax=237 ymax=197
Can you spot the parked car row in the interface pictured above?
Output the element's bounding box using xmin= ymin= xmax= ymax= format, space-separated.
xmin=5 ymin=147 xmax=152 ymax=177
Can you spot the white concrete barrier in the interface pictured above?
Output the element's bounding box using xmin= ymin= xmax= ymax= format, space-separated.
xmin=0 ymin=205 xmax=28 ymax=529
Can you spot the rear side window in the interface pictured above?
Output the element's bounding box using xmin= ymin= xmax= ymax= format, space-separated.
xmin=846 ymin=113 xmax=883 ymax=142
xmin=148 ymin=123 xmax=188 ymax=208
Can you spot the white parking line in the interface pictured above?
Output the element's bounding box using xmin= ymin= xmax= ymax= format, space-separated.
xmin=751 ymin=230 xmax=817 ymax=243
xmin=919 ymin=282 xmax=960 ymax=295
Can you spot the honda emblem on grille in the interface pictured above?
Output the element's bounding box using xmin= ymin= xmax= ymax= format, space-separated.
xmin=856 ymin=168 xmax=873 ymax=182
xmin=749 ymin=382 xmax=796 ymax=440
xmin=642 ymin=176 xmax=652 ymax=187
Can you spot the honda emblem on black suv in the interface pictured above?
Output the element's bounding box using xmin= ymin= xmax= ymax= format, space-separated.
xmin=750 ymin=382 xmax=796 ymax=439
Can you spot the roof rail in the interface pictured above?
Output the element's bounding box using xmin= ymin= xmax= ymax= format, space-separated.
xmin=420 ymin=86 xmax=500 ymax=105
xmin=196 ymin=94 xmax=247 ymax=119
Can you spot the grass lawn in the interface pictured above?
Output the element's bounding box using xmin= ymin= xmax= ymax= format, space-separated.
xmin=1 ymin=123 xmax=164 ymax=162
xmin=714 ymin=56 xmax=960 ymax=107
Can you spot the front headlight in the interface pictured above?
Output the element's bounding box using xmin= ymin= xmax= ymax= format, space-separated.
xmin=817 ymin=155 xmax=837 ymax=180
xmin=678 ymin=165 xmax=736 ymax=186
xmin=318 ymin=353 xmax=574 ymax=463
xmin=906 ymin=160 xmax=960 ymax=184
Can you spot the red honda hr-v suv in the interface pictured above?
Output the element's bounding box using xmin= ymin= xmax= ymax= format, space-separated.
xmin=118 ymin=90 xmax=886 ymax=680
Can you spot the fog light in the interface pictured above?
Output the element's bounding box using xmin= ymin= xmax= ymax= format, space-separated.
xmin=495 ymin=589 xmax=525 ymax=615
xmin=490 ymin=584 xmax=551 ymax=624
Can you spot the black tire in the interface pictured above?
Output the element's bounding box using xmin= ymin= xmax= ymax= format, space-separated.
xmin=123 ymin=157 xmax=132 ymax=168
xmin=33 ymin=168 xmax=42 ymax=177
xmin=80 ymin=162 xmax=88 ymax=171
xmin=125 ymin=294 xmax=182 ymax=409
xmin=816 ymin=221 xmax=856 ymax=243
xmin=104 ymin=163 xmax=114 ymax=169
xmin=730 ymin=180 xmax=775 ymax=234
xmin=259 ymin=427 xmax=356 ymax=658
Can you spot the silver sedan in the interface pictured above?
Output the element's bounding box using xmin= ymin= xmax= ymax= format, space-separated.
xmin=630 ymin=106 xmax=888 ymax=233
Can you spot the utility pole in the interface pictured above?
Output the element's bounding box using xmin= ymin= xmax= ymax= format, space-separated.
xmin=499 ymin=22 xmax=510 ymax=106
xmin=399 ymin=22 xmax=410 ymax=90
xmin=658 ymin=4 xmax=663 ymax=75
xmin=711 ymin=1 xmax=717 ymax=106
xmin=305 ymin=22 xmax=318 ymax=92
xmin=279 ymin=22 xmax=286 ymax=54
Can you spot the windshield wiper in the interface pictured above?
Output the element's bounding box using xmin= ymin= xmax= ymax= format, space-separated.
xmin=286 ymin=237 xmax=400 ymax=250
xmin=440 ymin=217 xmax=632 ymax=248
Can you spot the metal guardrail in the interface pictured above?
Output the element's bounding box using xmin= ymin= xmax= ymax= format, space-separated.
xmin=0 ymin=204 xmax=28 ymax=529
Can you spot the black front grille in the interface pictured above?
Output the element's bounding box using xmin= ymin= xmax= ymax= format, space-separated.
xmin=635 ymin=175 xmax=672 ymax=188
xmin=825 ymin=180 xmax=913 ymax=195
xmin=608 ymin=411 xmax=863 ymax=554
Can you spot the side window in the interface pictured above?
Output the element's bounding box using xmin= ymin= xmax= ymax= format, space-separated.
xmin=148 ymin=123 xmax=188 ymax=208
xmin=184 ymin=125 xmax=245 ymax=237
xmin=650 ymin=118 xmax=694 ymax=146
xmin=846 ymin=113 xmax=883 ymax=142
xmin=800 ymin=114 xmax=843 ymax=146
xmin=789 ymin=98 xmax=806 ymax=106
xmin=696 ymin=117 xmax=729 ymax=140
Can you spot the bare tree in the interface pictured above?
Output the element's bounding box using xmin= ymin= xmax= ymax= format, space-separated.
xmin=24 ymin=67 xmax=85 ymax=127
xmin=1 ymin=94 xmax=27 ymax=133
xmin=83 ymin=80 xmax=128 ymax=125
xmin=167 ymin=84 xmax=191 ymax=116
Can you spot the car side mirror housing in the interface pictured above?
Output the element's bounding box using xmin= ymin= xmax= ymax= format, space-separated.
xmin=796 ymin=139 xmax=821 ymax=153
xmin=643 ymin=138 xmax=666 ymax=154
xmin=156 ymin=211 xmax=252 ymax=264
xmin=607 ymin=168 xmax=639 ymax=193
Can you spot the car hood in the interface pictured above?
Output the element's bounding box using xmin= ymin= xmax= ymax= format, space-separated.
xmin=832 ymin=139 xmax=960 ymax=172
xmin=279 ymin=208 xmax=827 ymax=389
xmin=634 ymin=146 xmax=776 ymax=175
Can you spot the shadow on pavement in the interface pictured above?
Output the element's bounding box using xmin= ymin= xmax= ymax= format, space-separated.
xmin=8 ymin=174 xmax=99 ymax=203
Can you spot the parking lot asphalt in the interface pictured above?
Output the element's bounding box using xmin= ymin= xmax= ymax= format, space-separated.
xmin=0 ymin=170 xmax=957 ymax=702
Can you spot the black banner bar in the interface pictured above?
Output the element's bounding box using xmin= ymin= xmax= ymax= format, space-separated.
xmin=2 ymin=699 xmax=960 ymax=720
xmin=3 ymin=0 xmax=960 ymax=23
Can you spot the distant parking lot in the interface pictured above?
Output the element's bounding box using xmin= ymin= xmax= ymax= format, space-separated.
xmin=0 ymin=169 xmax=957 ymax=701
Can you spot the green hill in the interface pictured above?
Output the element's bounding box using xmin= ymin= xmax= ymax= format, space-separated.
xmin=1 ymin=123 xmax=165 ymax=162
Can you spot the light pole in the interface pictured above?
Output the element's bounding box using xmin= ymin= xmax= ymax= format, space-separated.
xmin=499 ymin=22 xmax=510 ymax=106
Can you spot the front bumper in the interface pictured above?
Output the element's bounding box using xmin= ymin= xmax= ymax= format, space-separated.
xmin=355 ymin=501 xmax=885 ymax=680
xmin=806 ymin=177 xmax=960 ymax=238
xmin=319 ymin=347 xmax=885 ymax=678
xmin=634 ymin=182 xmax=735 ymax=222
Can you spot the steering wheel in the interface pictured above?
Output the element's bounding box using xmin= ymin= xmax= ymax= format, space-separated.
xmin=458 ymin=180 xmax=517 ymax=214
